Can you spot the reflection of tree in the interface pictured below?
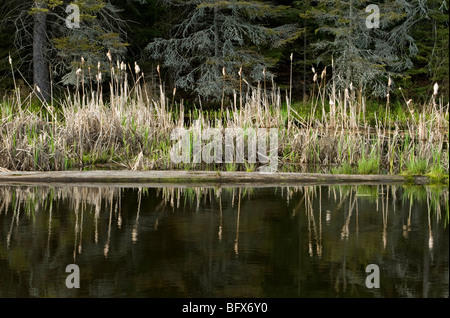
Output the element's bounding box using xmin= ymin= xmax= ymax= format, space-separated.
xmin=0 ymin=184 xmax=448 ymax=297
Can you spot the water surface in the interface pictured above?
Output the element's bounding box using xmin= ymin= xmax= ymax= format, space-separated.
xmin=0 ymin=184 xmax=448 ymax=298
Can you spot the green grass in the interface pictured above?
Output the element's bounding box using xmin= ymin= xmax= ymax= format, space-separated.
xmin=357 ymin=155 xmax=380 ymax=175
xmin=331 ymin=162 xmax=353 ymax=174
xmin=406 ymin=157 xmax=429 ymax=175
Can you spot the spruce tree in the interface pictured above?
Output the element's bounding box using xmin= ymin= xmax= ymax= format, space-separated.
xmin=1 ymin=0 xmax=129 ymax=99
xmin=305 ymin=0 xmax=429 ymax=97
xmin=145 ymin=0 xmax=300 ymax=100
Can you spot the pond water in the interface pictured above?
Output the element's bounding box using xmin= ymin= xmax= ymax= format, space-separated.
xmin=0 ymin=184 xmax=448 ymax=298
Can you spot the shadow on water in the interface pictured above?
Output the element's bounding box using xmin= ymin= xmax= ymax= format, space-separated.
xmin=0 ymin=184 xmax=448 ymax=298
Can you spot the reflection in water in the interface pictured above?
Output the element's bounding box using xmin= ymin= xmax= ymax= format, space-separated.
xmin=0 ymin=184 xmax=448 ymax=298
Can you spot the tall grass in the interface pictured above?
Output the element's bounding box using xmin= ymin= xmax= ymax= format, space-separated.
xmin=0 ymin=57 xmax=448 ymax=178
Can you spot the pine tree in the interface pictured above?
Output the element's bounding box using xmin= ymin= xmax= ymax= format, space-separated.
xmin=306 ymin=0 xmax=429 ymax=97
xmin=145 ymin=0 xmax=300 ymax=100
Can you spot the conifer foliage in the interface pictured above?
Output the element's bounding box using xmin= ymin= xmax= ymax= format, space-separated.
xmin=145 ymin=0 xmax=300 ymax=99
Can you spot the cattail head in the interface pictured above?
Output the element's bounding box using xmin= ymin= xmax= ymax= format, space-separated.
xmin=222 ymin=67 xmax=226 ymax=76
xmin=157 ymin=64 xmax=160 ymax=74
xmin=97 ymin=61 xmax=101 ymax=70
xmin=36 ymin=85 xmax=41 ymax=93
xmin=120 ymin=61 xmax=126 ymax=71
xmin=321 ymin=68 xmax=326 ymax=80
xmin=134 ymin=62 xmax=140 ymax=74
xmin=173 ymin=87 xmax=176 ymax=96
xmin=238 ymin=67 xmax=242 ymax=77
xmin=312 ymin=66 xmax=316 ymax=74
xmin=388 ymin=76 xmax=392 ymax=87
xmin=96 ymin=73 xmax=102 ymax=81
xmin=8 ymin=54 xmax=12 ymax=65
xmin=290 ymin=52 xmax=293 ymax=61
xmin=313 ymin=73 xmax=317 ymax=82
xmin=81 ymin=56 xmax=85 ymax=65
xmin=106 ymin=50 xmax=112 ymax=62
xmin=76 ymin=68 xmax=82 ymax=76
xmin=350 ymin=82 xmax=353 ymax=91
xmin=433 ymin=82 xmax=439 ymax=96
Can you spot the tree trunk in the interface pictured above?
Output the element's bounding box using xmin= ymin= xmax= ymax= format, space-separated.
xmin=33 ymin=1 xmax=50 ymax=102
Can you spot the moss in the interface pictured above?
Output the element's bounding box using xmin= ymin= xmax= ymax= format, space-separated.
xmin=425 ymin=171 xmax=449 ymax=185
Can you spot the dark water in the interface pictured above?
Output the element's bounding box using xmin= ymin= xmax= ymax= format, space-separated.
xmin=0 ymin=184 xmax=448 ymax=298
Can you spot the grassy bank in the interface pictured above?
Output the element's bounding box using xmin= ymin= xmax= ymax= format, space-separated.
xmin=0 ymin=61 xmax=448 ymax=183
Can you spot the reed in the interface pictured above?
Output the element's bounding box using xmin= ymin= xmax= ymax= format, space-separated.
xmin=0 ymin=57 xmax=448 ymax=181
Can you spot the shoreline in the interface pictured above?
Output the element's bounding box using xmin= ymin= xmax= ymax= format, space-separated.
xmin=0 ymin=170 xmax=432 ymax=187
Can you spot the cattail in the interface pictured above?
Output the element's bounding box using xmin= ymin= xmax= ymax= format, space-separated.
xmin=134 ymin=62 xmax=140 ymax=74
xmin=8 ymin=54 xmax=12 ymax=65
xmin=120 ymin=61 xmax=126 ymax=71
xmin=157 ymin=64 xmax=160 ymax=74
xmin=238 ymin=67 xmax=242 ymax=77
xmin=76 ymin=68 xmax=82 ymax=76
xmin=36 ymin=85 xmax=41 ymax=93
xmin=96 ymin=73 xmax=102 ymax=81
xmin=350 ymin=82 xmax=353 ymax=91
xmin=388 ymin=76 xmax=392 ymax=87
xmin=312 ymin=66 xmax=316 ymax=74
xmin=433 ymin=82 xmax=439 ymax=96
xmin=222 ymin=67 xmax=226 ymax=76
xmin=81 ymin=56 xmax=85 ymax=65
xmin=321 ymin=68 xmax=326 ymax=80
xmin=173 ymin=87 xmax=176 ymax=96
xmin=263 ymin=68 xmax=266 ymax=76
xmin=98 ymin=61 xmax=101 ymax=70
xmin=313 ymin=73 xmax=317 ymax=82
xmin=106 ymin=50 xmax=112 ymax=62
xmin=290 ymin=52 xmax=293 ymax=61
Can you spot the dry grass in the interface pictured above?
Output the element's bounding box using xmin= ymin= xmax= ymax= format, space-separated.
xmin=0 ymin=59 xmax=448 ymax=177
